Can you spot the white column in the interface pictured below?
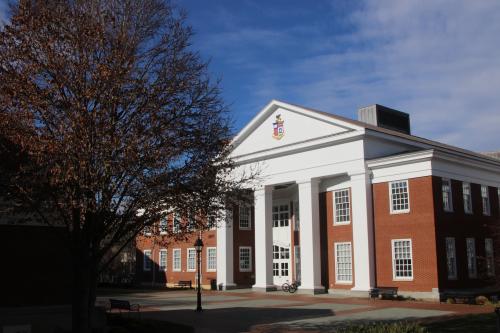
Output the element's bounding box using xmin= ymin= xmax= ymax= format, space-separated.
xmin=252 ymin=186 xmax=275 ymax=291
xmin=298 ymin=179 xmax=324 ymax=293
xmin=216 ymin=207 xmax=236 ymax=289
xmin=350 ymin=172 xmax=375 ymax=292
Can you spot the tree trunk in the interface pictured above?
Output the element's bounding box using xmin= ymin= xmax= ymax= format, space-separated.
xmin=72 ymin=249 xmax=98 ymax=333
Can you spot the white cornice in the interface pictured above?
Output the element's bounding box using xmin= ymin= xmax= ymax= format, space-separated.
xmin=233 ymin=131 xmax=364 ymax=165
xmin=368 ymin=149 xmax=500 ymax=173
xmin=367 ymin=150 xmax=435 ymax=169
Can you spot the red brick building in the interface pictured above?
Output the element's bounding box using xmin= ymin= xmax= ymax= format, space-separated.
xmin=136 ymin=100 xmax=500 ymax=300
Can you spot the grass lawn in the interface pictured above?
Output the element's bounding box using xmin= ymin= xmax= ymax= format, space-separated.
xmin=423 ymin=313 xmax=498 ymax=333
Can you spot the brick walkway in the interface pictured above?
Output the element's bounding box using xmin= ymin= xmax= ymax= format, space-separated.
xmin=97 ymin=288 xmax=493 ymax=333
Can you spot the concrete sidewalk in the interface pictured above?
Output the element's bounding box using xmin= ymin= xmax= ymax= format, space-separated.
xmin=97 ymin=288 xmax=492 ymax=333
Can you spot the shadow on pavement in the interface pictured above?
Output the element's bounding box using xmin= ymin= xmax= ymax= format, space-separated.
xmin=141 ymin=307 xmax=334 ymax=333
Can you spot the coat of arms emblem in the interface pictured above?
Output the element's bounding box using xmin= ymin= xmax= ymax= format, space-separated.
xmin=272 ymin=114 xmax=284 ymax=140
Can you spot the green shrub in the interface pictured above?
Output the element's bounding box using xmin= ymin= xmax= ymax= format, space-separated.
xmin=337 ymin=321 xmax=427 ymax=333
xmin=446 ymin=297 xmax=456 ymax=304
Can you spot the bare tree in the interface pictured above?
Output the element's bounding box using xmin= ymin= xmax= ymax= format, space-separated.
xmin=0 ymin=1 xmax=248 ymax=332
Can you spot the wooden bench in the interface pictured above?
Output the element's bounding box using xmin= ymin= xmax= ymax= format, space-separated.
xmin=174 ymin=280 xmax=193 ymax=289
xmin=369 ymin=287 xmax=398 ymax=299
xmin=109 ymin=299 xmax=140 ymax=313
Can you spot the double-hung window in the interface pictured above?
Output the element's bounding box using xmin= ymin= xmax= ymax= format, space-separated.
xmin=485 ymin=238 xmax=495 ymax=277
xmin=445 ymin=238 xmax=457 ymax=279
xmin=187 ymin=248 xmax=196 ymax=271
xmin=173 ymin=248 xmax=181 ymax=271
xmin=390 ymin=180 xmax=410 ymax=213
xmin=159 ymin=249 xmax=167 ymax=271
xmin=481 ymin=185 xmax=491 ymax=216
xmin=392 ymin=239 xmax=413 ymax=280
xmin=187 ymin=214 xmax=196 ymax=231
xmin=159 ymin=216 xmax=168 ymax=235
xmin=239 ymin=246 xmax=252 ymax=272
xmin=335 ymin=242 xmax=352 ymax=283
xmin=462 ymin=182 xmax=472 ymax=214
xmin=239 ymin=205 xmax=251 ymax=230
xmin=273 ymin=245 xmax=280 ymax=259
xmin=207 ymin=247 xmax=217 ymax=272
xmin=143 ymin=250 xmax=152 ymax=271
xmin=466 ymin=238 xmax=477 ymax=278
xmin=173 ymin=214 xmax=181 ymax=233
xmin=143 ymin=225 xmax=152 ymax=236
xmin=272 ymin=205 xmax=289 ymax=227
xmin=333 ymin=189 xmax=350 ymax=225
xmin=280 ymin=247 xmax=290 ymax=259
xmin=442 ymin=178 xmax=453 ymax=212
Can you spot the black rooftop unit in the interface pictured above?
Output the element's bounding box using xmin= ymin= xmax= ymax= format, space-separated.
xmin=358 ymin=104 xmax=411 ymax=135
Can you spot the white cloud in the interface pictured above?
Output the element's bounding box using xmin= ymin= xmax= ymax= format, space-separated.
xmin=220 ymin=0 xmax=500 ymax=151
xmin=291 ymin=0 xmax=500 ymax=151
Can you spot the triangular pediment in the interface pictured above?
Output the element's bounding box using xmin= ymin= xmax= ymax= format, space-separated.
xmin=230 ymin=100 xmax=363 ymax=158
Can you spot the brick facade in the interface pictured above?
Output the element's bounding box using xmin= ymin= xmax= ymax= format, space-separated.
xmin=135 ymin=178 xmax=499 ymax=296
xmin=232 ymin=204 xmax=256 ymax=286
xmin=433 ymin=177 xmax=500 ymax=290
xmin=320 ymin=190 xmax=355 ymax=290
xmin=135 ymin=215 xmax=217 ymax=289
xmin=373 ymin=176 xmax=440 ymax=292
xmin=372 ymin=176 xmax=500 ymax=294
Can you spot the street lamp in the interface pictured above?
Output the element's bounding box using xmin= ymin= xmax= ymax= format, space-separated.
xmin=194 ymin=237 xmax=204 ymax=312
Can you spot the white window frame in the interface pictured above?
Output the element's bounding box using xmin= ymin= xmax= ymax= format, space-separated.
xmin=333 ymin=188 xmax=351 ymax=225
xmin=239 ymin=205 xmax=251 ymax=230
xmin=462 ymin=182 xmax=473 ymax=214
xmin=485 ymin=238 xmax=495 ymax=277
xmin=159 ymin=249 xmax=167 ymax=271
xmin=391 ymin=239 xmax=413 ymax=281
xmin=173 ymin=248 xmax=181 ymax=272
xmin=206 ymin=247 xmax=217 ymax=272
xmin=143 ymin=249 xmax=152 ymax=271
xmin=187 ymin=248 xmax=196 ymax=272
xmin=442 ymin=178 xmax=453 ymax=212
xmin=466 ymin=238 xmax=477 ymax=278
xmin=481 ymin=185 xmax=491 ymax=216
xmin=445 ymin=237 xmax=457 ymax=280
xmin=143 ymin=225 xmax=152 ymax=236
xmin=173 ymin=214 xmax=181 ymax=233
xmin=334 ymin=242 xmax=353 ymax=284
xmin=272 ymin=204 xmax=289 ymax=228
xmin=239 ymin=246 xmax=252 ymax=272
xmin=187 ymin=213 xmax=196 ymax=231
xmin=159 ymin=216 xmax=168 ymax=235
xmin=389 ymin=180 xmax=410 ymax=214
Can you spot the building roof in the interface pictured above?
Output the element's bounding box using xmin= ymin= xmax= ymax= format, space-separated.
xmin=276 ymin=100 xmax=500 ymax=167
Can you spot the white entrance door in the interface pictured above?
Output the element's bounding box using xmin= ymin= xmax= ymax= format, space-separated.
xmin=272 ymin=203 xmax=291 ymax=285
xmin=273 ymin=245 xmax=290 ymax=285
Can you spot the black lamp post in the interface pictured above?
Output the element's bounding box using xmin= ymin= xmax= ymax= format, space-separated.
xmin=194 ymin=237 xmax=204 ymax=312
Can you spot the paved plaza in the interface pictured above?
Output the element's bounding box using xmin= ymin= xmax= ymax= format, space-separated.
xmin=97 ymin=288 xmax=492 ymax=333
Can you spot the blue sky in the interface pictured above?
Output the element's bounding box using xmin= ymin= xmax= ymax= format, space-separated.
xmin=2 ymin=1 xmax=500 ymax=151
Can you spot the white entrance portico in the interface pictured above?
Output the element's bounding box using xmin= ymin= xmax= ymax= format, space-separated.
xmin=217 ymin=100 xmax=378 ymax=294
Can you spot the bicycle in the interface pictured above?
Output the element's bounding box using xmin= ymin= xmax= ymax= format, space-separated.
xmin=281 ymin=281 xmax=298 ymax=293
